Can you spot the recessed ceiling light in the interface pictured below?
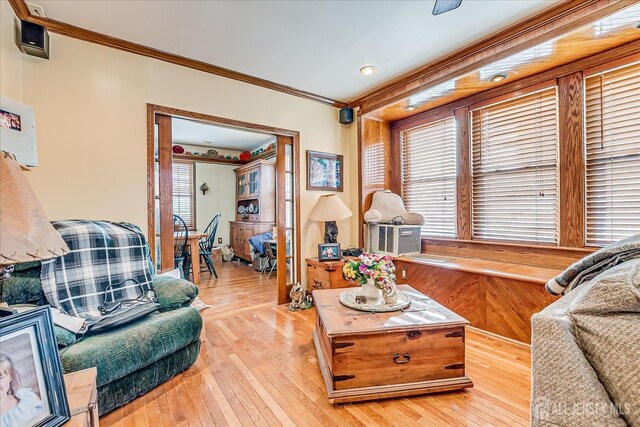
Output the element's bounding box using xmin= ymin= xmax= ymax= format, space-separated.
xmin=489 ymin=73 xmax=508 ymax=82
xmin=404 ymin=105 xmax=419 ymax=111
xmin=635 ymin=21 xmax=640 ymax=29
xmin=360 ymin=66 xmax=375 ymax=76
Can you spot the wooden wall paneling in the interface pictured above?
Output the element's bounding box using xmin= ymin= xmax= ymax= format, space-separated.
xmin=352 ymin=0 xmax=636 ymax=113
xmin=454 ymin=107 xmax=471 ymax=240
xmin=359 ymin=118 xmax=392 ymax=244
xmin=397 ymin=260 xmax=485 ymax=328
xmin=389 ymin=128 xmax=402 ymax=195
xmin=558 ymin=72 xmax=586 ymax=247
xmin=395 ymin=259 xmax=560 ymax=343
xmin=156 ymin=113 xmax=175 ymax=272
xmin=420 ymin=238 xmax=593 ymax=270
xmin=485 ymin=276 xmax=559 ymax=343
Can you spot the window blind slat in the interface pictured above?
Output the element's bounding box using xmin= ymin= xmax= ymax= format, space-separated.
xmin=172 ymin=161 xmax=195 ymax=229
xmin=471 ymin=87 xmax=559 ymax=244
xmin=585 ymin=61 xmax=640 ymax=246
xmin=401 ymin=117 xmax=457 ymax=238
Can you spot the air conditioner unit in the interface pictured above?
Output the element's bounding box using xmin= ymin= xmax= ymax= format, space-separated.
xmin=368 ymin=224 xmax=422 ymax=257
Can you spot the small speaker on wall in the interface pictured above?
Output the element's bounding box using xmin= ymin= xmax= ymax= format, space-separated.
xmin=339 ymin=108 xmax=354 ymax=125
xmin=19 ymin=20 xmax=49 ymax=59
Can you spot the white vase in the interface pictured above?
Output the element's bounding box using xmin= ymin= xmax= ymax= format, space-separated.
xmin=362 ymin=279 xmax=382 ymax=305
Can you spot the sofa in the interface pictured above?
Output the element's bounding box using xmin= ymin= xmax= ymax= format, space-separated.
xmin=531 ymin=258 xmax=640 ymax=426
xmin=3 ymin=261 xmax=203 ymax=415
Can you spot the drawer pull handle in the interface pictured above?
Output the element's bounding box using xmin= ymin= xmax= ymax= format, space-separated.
xmin=393 ymin=353 xmax=410 ymax=364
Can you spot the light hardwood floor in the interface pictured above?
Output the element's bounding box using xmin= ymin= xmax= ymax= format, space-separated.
xmin=102 ymin=261 xmax=532 ymax=426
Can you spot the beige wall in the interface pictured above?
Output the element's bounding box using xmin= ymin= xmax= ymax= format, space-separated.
xmin=193 ymin=162 xmax=237 ymax=244
xmin=0 ymin=2 xmax=359 ymax=284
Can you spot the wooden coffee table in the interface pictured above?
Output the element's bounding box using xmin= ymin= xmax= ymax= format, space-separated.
xmin=312 ymin=285 xmax=473 ymax=404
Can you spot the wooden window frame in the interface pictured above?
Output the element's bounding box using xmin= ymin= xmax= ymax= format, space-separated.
xmin=362 ymin=53 xmax=640 ymax=261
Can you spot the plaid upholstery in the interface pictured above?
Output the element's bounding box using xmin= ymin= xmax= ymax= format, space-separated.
xmin=41 ymin=220 xmax=154 ymax=318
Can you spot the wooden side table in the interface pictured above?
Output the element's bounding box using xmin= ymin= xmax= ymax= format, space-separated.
xmin=306 ymin=257 xmax=357 ymax=290
xmin=64 ymin=368 xmax=99 ymax=427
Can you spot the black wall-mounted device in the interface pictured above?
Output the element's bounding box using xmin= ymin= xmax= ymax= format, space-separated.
xmin=339 ymin=107 xmax=354 ymax=125
xmin=20 ymin=20 xmax=49 ymax=59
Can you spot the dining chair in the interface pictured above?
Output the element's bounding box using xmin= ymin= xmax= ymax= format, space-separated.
xmin=198 ymin=213 xmax=222 ymax=279
xmin=262 ymin=240 xmax=278 ymax=278
xmin=173 ymin=214 xmax=190 ymax=277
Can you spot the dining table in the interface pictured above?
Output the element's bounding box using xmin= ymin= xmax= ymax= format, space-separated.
xmin=185 ymin=233 xmax=208 ymax=285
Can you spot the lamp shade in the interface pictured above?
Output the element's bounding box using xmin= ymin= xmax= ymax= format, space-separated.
xmin=309 ymin=194 xmax=353 ymax=222
xmin=0 ymin=151 xmax=68 ymax=264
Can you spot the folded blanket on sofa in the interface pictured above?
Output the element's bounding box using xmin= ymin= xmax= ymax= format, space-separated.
xmin=41 ymin=220 xmax=154 ymax=318
xmin=546 ymin=234 xmax=640 ymax=295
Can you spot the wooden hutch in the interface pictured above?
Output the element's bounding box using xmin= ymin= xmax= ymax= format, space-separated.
xmin=230 ymin=159 xmax=275 ymax=261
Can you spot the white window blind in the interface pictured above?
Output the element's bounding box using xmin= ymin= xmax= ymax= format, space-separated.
xmin=173 ymin=161 xmax=195 ymax=229
xmin=471 ymin=87 xmax=559 ymax=244
xmin=585 ymin=61 xmax=640 ymax=246
xmin=401 ymin=117 xmax=457 ymax=238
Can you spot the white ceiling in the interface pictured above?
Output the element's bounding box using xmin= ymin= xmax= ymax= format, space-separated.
xmin=33 ymin=1 xmax=560 ymax=101
xmin=171 ymin=117 xmax=275 ymax=150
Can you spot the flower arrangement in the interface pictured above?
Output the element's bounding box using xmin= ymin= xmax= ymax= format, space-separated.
xmin=343 ymin=253 xmax=396 ymax=289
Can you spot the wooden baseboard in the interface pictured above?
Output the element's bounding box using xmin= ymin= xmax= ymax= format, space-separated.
xmin=467 ymin=326 xmax=532 ymax=349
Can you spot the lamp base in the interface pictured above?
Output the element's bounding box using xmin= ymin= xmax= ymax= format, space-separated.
xmin=324 ymin=221 xmax=338 ymax=243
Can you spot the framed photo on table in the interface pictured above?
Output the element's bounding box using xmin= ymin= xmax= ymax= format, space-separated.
xmin=307 ymin=151 xmax=343 ymax=192
xmin=0 ymin=307 xmax=70 ymax=427
xmin=318 ymin=243 xmax=341 ymax=261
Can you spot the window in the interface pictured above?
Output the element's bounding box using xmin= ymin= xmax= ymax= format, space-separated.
xmin=401 ymin=117 xmax=457 ymax=238
xmin=584 ymin=61 xmax=640 ymax=246
xmin=471 ymin=87 xmax=559 ymax=244
xmin=173 ymin=161 xmax=195 ymax=229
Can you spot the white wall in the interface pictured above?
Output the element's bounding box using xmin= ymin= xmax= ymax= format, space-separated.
xmin=0 ymin=2 xmax=359 ymax=285
xmin=194 ymin=162 xmax=236 ymax=244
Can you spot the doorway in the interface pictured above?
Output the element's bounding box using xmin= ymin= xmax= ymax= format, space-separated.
xmin=146 ymin=104 xmax=301 ymax=304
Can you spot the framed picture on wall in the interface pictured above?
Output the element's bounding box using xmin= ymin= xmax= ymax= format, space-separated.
xmin=307 ymin=151 xmax=343 ymax=192
xmin=0 ymin=307 xmax=71 ymax=427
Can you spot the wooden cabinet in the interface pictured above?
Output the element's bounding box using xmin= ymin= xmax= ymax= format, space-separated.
xmin=230 ymin=159 xmax=276 ymax=262
xmin=230 ymin=221 xmax=273 ymax=261
xmin=306 ymin=257 xmax=357 ymax=291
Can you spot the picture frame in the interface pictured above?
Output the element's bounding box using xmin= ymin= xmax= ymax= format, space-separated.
xmin=307 ymin=150 xmax=343 ymax=192
xmin=0 ymin=307 xmax=70 ymax=427
xmin=0 ymin=96 xmax=38 ymax=167
xmin=318 ymin=243 xmax=341 ymax=261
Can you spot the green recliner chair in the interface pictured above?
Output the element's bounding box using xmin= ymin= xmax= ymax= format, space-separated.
xmin=2 ymin=261 xmax=202 ymax=415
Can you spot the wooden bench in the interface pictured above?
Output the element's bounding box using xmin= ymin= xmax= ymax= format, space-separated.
xmin=394 ymin=254 xmax=566 ymax=344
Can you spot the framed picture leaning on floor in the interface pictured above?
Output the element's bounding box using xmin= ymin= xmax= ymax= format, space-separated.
xmin=0 ymin=306 xmax=70 ymax=427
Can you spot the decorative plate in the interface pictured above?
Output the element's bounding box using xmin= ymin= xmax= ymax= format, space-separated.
xmin=172 ymin=145 xmax=184 ymax=154
xmin=207 ymin=149 xmax=219 ymax=157
xmin=237 ymin=206 xmax=246 ymax=214
xmin=247 ymin=203 xmax=255 ymax=214
xmin=338 ymin=289 xmax=411 ymax=312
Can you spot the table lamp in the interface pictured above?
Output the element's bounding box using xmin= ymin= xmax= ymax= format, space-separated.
xmin=309 ymin=194 xmax=353 ymax=243
xmin=0 ymin=151 xmax=69 ymax=304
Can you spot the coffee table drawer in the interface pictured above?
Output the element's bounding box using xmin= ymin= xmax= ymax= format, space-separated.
xmin=331 ymin=326 xmax=465 ymax=390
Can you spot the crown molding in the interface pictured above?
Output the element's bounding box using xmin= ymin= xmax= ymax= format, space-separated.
xmin=8 ymin=0 xmax=347 ymax=108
